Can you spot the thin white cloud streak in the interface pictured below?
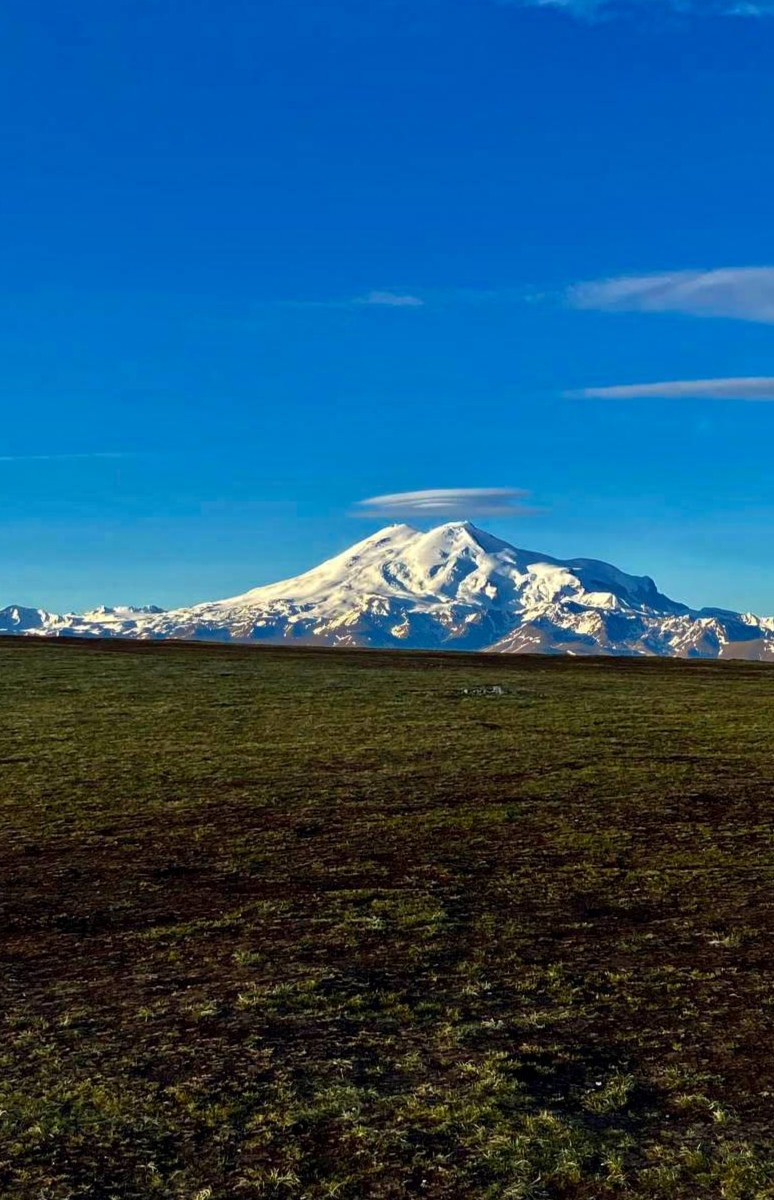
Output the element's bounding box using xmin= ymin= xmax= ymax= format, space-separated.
xmin=352 ymin=487 xmax=536 ymax=519
xmin=568 ymin=377 xmax=774 ymax=400
xmin=502 ymin=0 xmax=774 ymax=17
xmin=0 ymin=452 xmax=131 ymax=463
xmin=265 ymin=286 xmax=540 ymax=312
xmin=569 ymin=268 xmax=774 ymax=323
xmin=266 ymin=269 xmax=774 ymax=324
xmin=355 ymin=291 xmax=424 ymax=308
xmin=269 ymin=289 xmax=424 ymax=311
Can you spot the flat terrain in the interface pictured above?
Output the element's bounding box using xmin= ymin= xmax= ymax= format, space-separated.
xmin=3 ymin=639 xmax=774 ymax=1199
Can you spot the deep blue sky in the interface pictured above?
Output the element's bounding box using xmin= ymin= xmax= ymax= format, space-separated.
xmin=2 ymin=0 xmax=774 ymax=614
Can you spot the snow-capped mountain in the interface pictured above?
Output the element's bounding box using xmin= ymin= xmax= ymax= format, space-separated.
xmin=2 ymin=522 xmax=773 ymax=660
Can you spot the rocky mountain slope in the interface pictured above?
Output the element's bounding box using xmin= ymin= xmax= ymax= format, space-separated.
xmin=2 ymin=522 xmax=773 ymax=659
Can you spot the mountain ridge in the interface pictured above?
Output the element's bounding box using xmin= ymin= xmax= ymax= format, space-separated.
xmin=2 ymin=521 xmax=773 ymax=660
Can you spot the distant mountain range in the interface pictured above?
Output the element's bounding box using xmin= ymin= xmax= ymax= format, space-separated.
xmin=2 ymin=522 xmax=773 ymax=659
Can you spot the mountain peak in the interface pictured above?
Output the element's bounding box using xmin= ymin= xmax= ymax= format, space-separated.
xmin=371 ymin=522 xmax=418 ymax=537
xmin=415 ymin=520 xmax=513 ymax=556
xmin=426 ymin=519 xmax=482 ymax=534
xmin=2 ymin=523 xmax=772 ymax=661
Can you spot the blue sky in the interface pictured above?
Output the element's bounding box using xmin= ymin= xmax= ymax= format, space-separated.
xmin=2 ymin=0 xmax=774 ymax=614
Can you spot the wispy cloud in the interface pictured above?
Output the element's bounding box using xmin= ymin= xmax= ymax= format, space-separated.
xmin=352 ymin=487 xmax=536 ymax=519
xmin=569 ymin=268 xmax=774 ymax=323
xmin=568 ymin=377 xmax=774 ymax=400
xmin=265 ymin=269 xmax=774 ymax=323
xmin=0 ymin=452 xmax=130 ymax=464
xmin=354 ymin=290 xmax=424 ymax=308
xmin=266 ymin=285 xmax=540 ymax=312
xmin=502 ymin=0 xmax=774 ymax=18
xmin=269 ymin=289 xmax=424 ymax=311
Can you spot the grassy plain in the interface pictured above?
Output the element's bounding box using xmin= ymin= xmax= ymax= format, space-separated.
xmin=2 ymin=637 xmax=774 ymax=1198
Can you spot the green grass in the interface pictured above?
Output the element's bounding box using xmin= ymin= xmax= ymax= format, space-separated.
xmin=2 ymin=637 xmax=774 ymax=1198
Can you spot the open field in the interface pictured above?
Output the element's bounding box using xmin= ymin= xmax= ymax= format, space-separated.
xmin=3 ymin=638 xmax=774 ymax=1198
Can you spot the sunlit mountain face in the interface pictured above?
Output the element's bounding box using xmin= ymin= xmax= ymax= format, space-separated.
xmin=2 ymin=522 xmax=773 ymax=660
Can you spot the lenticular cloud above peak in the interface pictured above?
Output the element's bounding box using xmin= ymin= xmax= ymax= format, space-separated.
xmin=352 ymin=488 xmax=534 ymax=519
xmin=504 ymin=0 xmax=774 ymax=16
